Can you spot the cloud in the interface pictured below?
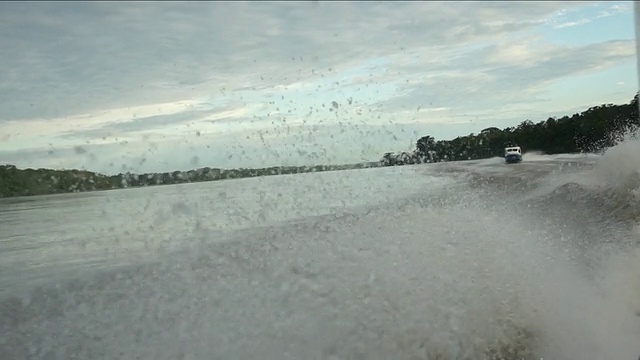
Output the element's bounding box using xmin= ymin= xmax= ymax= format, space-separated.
xmin=549 ymin=2 xmax=632 ymax=29
xmin=0 ymin=1 xmax=579 ymax=119
xmin=376 ymin=38 xmax=635 ymax=118
xmin=0 ymin=1 xmax=635 ymax=172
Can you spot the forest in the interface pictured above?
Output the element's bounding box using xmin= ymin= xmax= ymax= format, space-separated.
xmin=380 ymin=93 xmax=639 ymax=166
xmin=0 ymin=162 xmax=378 ymax=198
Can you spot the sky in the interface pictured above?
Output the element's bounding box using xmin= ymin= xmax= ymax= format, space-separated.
xmin=0 ymin=1 xmax=637 ymax=175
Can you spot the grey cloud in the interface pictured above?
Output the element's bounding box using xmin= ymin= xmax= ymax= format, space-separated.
xmin=56 ymin=109 xmax=221 ymax=140
xmin=376 ymin=39 xmax=636 ymax=116
xmin=0 ymin=1 xmax=582 ymax=121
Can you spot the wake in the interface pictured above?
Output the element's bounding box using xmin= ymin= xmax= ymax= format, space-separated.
xmin=1 ymin=139 xmax=639 ymax=360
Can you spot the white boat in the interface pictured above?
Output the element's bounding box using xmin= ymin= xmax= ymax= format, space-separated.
xmin=504 ymin=146 xmax=522 ymax=164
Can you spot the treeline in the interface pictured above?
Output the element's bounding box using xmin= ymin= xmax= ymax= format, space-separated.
xmin=3 ymin=93 xmax=638 ymax=198
xmin=0 ymin=162 xmax=379 ymax=198
xmin=380 ymin=93 xmax=640 ymax=166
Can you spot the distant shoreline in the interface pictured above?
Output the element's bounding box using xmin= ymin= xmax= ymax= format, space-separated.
xmin=2 ymin=93 xmax=638 ymax=199
xmin=0 ymin=162 xmax=382 ymax=199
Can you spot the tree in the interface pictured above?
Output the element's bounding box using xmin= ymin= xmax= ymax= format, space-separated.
xmin=379 ymin=92 xmax=640 ymax=166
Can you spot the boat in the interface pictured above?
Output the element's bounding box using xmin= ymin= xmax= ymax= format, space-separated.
xmin=504 ymin=145 xmax=522 ymax=164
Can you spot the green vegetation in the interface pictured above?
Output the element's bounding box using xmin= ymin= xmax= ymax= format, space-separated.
xmin=1 ymin=93 xmax=638 ymax=198
xmin=380 ymin=93 xmax=639 ymax=166
xmin=0 ymin=162 xmax=379 ymax=198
